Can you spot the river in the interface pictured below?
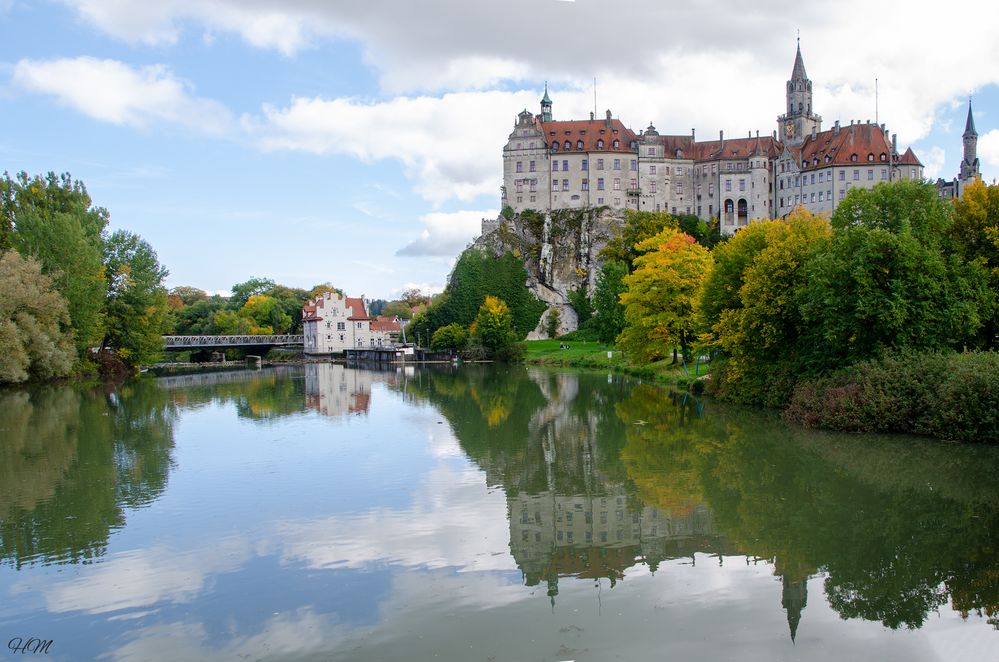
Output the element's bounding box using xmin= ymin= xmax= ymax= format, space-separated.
xmin=1 ymin=364 xmax=998 ymax=661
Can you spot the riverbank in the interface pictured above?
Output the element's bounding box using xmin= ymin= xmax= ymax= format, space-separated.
xmin=523 ymin=339 xmax=709 ymax=389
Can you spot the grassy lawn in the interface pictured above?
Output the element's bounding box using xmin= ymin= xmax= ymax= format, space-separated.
xmin=523 ymin=339 xmax=710 ymax=386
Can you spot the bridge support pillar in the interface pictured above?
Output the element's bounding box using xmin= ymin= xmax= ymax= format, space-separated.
xmin=246 ymin=355 xmax=262 ymax=369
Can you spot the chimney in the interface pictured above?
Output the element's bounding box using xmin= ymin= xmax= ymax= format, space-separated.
xmin=892 ymin=133 xmax=898 ymax=153
xmin=748 ymin=130 xmax=752 ymax=138
xmin=590 ymin=111 xmax=594 ymax=120
xmin=691 ymin=128 xmax=695 ymax=140
xmin=605 ymin=109 xmax=612 ymax=127
xmin=811 ymin=124 xmax=817 ymax=139
xmin=834 ymin=120 xmax=840 ymax=135
xmin=756 ymin=130 xmax=759 ymax=138
xmin=850 ymin=119 xmax=854 ymax=125
xmin=719 ymin=130 xmax=724 ymax=142
xmin=773 ymin=130 xmax=777 ymax=140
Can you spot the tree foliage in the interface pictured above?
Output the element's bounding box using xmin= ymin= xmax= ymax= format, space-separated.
xmin=600 ymin=210 xmax=676 ymax=269
xmin=101 ymin=230 xmax=170 ymax=367
xmin=592 ymin=259 xmax=628 ymax=344
xmin=950 ymin=179 xmax=999 ymax=347
xmin=412 ymin=249 xmax=545 ymax=342
xmin=0 ymin=251 xmax=76 ymax=383
xmin=3 ymin=172 xmax=109 ymax=353
xmin=617 ymin=228 xmax=712 ymax=363
xmin=473 ymin=295 xmax=519 ymax=360
xmin=430 ymin=323 xmax=467 ymax=351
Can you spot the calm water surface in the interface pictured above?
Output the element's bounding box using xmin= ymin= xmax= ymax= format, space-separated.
xmin=1 ymin=364 xmax=999 ymax=661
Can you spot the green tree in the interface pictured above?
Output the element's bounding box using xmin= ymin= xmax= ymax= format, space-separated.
xmin=697 ymin=221 xmax=771 ymax=335
xmin=229 ymin=277 xmax=276 ymax=309
xmin=0 ymin=251 xmax=75 ymax=383
xmin=3 ymin=172 xmax=108 ymax=354
xmin=831 ymin=179 xmax=951 ymax=239
xmin=592 ymin=260 xmax=628 ymax=344
xmin=712 ymin=210 xmax=832 ymax=405
xmin=545 ymin=307 xmax=561 ymax=338
xmin=101 ymin=230 xmax=169 ymax=367
xmin=382 ymin=300 xmax=415 ymax=320
xmin=617 ymin=228 xmax=712 ymax=363
xmin=169 ymin=286 xmax=208 ymax=306
xmin=567 ymin=286 xmax=592 ymax=328
xmin=473 ymin=295 xmax=518 ymax=359
xmin=430 ymin=323 xmax=467 ymax=351
xmin=241 ymin=294 xmax=292 ymax=334
xmin=950 ymin=179 xmax=999 ymax=347
xmin=599 ymin=210 xmax=676 ymax=270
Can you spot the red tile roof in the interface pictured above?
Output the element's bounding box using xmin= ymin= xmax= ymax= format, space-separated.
xmin=688 ymin=135 xmax=782 ymax=161
xmin=794 ymin=123 xmax=894 ymax=171
xmin=370 ymin=316 xmax=402 ymax=333
xmin=898 ymin=147 xmax=923 ymax=166
xmin=542 ymin=118 xmax=638 ymax=153
xmin=345 ymin=297 xmax=368 ymax=320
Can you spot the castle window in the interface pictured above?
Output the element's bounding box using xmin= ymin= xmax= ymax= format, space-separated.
xmin=562 ymin=160 xmax=568 ymax=171
xmin=868 ymin=153 xmax=874 ymax=162
xmin=552 ymin=180 xmax=559 ymax=191
xmin=613 ymin=140 xmax=620 ymax=149
xmin=597 ymin=158 xmax=604 ymax=169
xmin=516 ymin=161 xmax=523 ymax=173
xmin=597 ymin=178 xmax=605 ymax=190
xmin=529 ymin=160 xmax=536 ymax=172
xmin=613 ymin=178 xmax=621 ymax=190
xmin=839 ymin=170 xmax=845 ymax=181
xmin=880 ymin=153 xmax=887 ymax=161
xmin=564 ymin=140 xmax=571 ymax=150
xmin=850 ymin=153 xmax=858 ymax=162
xmin=651 ymin=181 xmax=657 ymax=193
xmin=551 ymin=142 xmax=558 ymax=152
xmin=582 ymin=179 xmax=588 ymax=190
xmin=562 ymin=179 xmax=569 ymax=191
xmin=530 ymin=180 xmax=536 ymax=192
xmin=581 ymin=159 xmax=588 ymax=170
xmin=613 ymin=158 xmax=621 ymax=170
xmin=853 ymin=169 xmax=860 ymax=180
xmin=868 ymin=169 xmax=874 ymax=180
xmin=630 ymin=141 xmax=637 ymax=149
xmin=597 ymin=139 xmax=604 ymax=149
xmin=631 ymin=159 xmax=637 ymax=170
xmin=650 ymin=165 xmax=657 ymax=175
xmin=881 ymin=168 xmax=888 ymax=180
xmin=553 ymin=161 xmax=559 ymax=172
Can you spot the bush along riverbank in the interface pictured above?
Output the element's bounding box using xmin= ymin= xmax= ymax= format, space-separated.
xmin=784 ymin=351 xmax=999 ymax=443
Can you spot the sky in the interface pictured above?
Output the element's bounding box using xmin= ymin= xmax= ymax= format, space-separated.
xmin=1 ymin=1 xmax=998 ymax=300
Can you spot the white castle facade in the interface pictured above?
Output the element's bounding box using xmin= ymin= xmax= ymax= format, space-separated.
xmin=501 ymin=43 xmax=928 ymax=235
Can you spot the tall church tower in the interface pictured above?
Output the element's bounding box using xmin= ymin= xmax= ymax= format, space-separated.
xmin=778 ymin=40 xmax=822 ymax=146
xmin=960 ymin=100 xmax=980 ymax=188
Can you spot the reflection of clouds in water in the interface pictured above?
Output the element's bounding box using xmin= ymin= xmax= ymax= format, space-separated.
xmin=41 ymin=536 xmax=253 ymax=614
xmin=278 ymin=462 xmax=514 ymax=573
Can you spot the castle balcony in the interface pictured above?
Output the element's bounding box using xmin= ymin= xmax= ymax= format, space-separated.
xmin=626 ymin=188 xmax=641 ymax=196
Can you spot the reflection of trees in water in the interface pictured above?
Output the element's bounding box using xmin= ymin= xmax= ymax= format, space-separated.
xmin=0 ymin=380 xmax=177 ymax=568
xmin=162 ymin=366 xmax=308 ymax=421
xmin=615 ymin=386 xmax=999 ymax=631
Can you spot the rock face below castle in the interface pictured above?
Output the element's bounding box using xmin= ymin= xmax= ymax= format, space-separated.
xmin=471 ymin=207 xmax=625 ymax=338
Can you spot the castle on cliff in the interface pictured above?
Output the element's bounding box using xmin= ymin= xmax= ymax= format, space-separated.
xmin=501 ymin=42 xmax=930 ymax=235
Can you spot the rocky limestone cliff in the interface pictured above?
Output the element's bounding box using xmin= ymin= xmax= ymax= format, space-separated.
xmin=471 ymin=207 xmax=625 ymax=338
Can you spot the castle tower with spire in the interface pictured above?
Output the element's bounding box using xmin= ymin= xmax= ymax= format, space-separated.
xmin=777 ymin=40 xmax=822 ymax=146
xmin=960 ymin=100 xmax=980 ymax=192
xmin=781 ymin=574 xmax=808 ymax=644
xmin=540 ymin=83 xmax=553 ymax=122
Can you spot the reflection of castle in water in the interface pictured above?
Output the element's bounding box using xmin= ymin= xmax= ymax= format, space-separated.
xmin=505 ymin=371 xmax=737 ymax=601
xmin=304 ymin=363 xmax=400 ymax=417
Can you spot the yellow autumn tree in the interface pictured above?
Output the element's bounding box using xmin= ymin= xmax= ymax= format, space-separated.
xmin=617 ymin=227 xmax=712 ymax=363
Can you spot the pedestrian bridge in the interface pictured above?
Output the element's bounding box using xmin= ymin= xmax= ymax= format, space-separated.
xmin=163 ymin=335 xmax=303 ymax=349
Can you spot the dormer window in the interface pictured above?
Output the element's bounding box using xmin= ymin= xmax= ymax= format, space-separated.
xmin=612 ymin=139 xmax=620 ymax=149
xmin=576 ymin=140 xmax=584 ymax=150
xmin=813 ymin=158 xmax=818 ymax=166
xmin=880 ymin=153 xmax=887 ymax=162
xmin=850 ymin=154 xmax=858 ymax=162
xmin=597 ymin=139 xmax=604 ymax=149
xmin=564 ymin=140 xmax=571 ymax=150
xmin=551 ymin=143 xmax=558 ymax=153
xmin=868 ymin=153 xmax=874 ymax=162
xmin=630 ymin=141 xmax=637 ymax=149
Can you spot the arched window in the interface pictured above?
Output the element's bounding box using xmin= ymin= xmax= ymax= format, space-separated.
xmin=597 ymin=139 xmax=604 ymax=149
xmin=813 ymin=158 xmax=818 ymax=166
xmin=798 ymin=102 xmax=803 ymax=112
xmin=880 ymin=153 xmax=887 ymax=162
xmin=576 ymin=140 xmax=584 ymax=150
xmin=850 ymin=154 xmax=858 ymax=162
xmin=551 ymin=142 xmax=558 ymax=153
xmin=563 ymin=140 xmax=571 ymax=150
xmin=867 ymin=153 xmax=874 ymax=162
xmin=612 ymin=140 xmax=620 ymax=149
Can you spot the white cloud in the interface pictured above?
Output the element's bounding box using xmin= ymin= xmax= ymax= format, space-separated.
xmin=978 ymin=129 xmax=999 ymax=173
xmin=12 ymin=57 xmax=232 ymax=134
xmin=397 ymin=209 xmax=496 ymax=257
xmin=916 ymin=145 xmax=946 ymax=181
xmin=247 ymin=91 xmax=536 ymax=205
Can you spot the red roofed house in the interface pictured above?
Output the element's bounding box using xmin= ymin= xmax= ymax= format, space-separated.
xmin=302 ymin=292 xmax=397 ymax=355
xmin=500 ymin=42 xmax=923 ymax=236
